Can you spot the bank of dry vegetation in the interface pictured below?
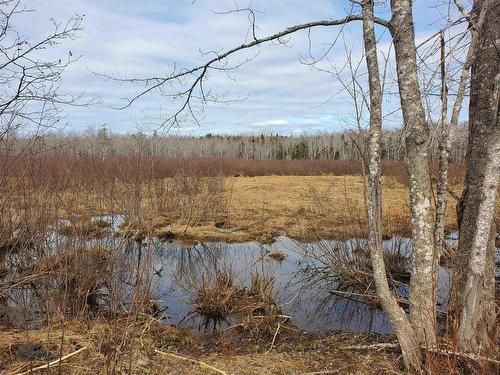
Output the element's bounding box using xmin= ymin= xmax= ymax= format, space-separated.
xmin=0 ymin=315 xmax=407 ymax=375
xmin=0 ymin=156 xmax=495 ymax=374
xmin=1 ymin=156 xmax=467 ymax=245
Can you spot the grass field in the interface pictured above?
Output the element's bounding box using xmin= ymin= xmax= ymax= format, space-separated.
xmin=146 ymin=175 xmax=462 ymax=243
xmin=1 ymin=160 xmax=466 ymax=247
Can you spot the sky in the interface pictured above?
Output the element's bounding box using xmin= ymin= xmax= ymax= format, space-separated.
xmin=14 ymin=0 xmax=468 ymax=136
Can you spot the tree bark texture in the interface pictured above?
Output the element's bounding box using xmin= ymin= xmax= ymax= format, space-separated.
xmin=362 ymin=0 xmax=422 ymax=370
xmin=453 ymin=0 xmax=499 ymax=352
xmin=390 ymin=0 xmax=437 ymax=346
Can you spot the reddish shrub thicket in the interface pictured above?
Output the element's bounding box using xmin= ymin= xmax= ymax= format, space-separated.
xmin=0 ymin=155 xmax=465 ymax=189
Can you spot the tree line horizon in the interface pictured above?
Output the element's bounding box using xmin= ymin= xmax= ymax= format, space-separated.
xmin=6 ymin=122 xmax=468 ymax=162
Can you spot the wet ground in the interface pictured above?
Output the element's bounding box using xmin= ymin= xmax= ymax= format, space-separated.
xmin=69 ymin=215 xmax=453 ymax=335
xmin=4 ymin=214 xmax=460 ymax=335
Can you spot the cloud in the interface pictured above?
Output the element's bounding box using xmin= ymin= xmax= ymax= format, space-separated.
xmin=253 ymin=119 xmax=289 ymax=126
xmin=12 ymin=0 xmax=467 ymax=135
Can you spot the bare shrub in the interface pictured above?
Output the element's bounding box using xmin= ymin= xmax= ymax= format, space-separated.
xmin=0 ymin=154 xmax=467 ymax=183
xmin=173 ymin=170 xmax=228 ymax=229
xmin=33 ymin=245 xmax=113 ymax=317
xmin=296 ymin=239 xmax=411 ymax=308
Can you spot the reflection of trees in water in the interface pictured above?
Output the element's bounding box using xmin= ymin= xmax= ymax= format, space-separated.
xmin=292 ymin=237 xmax=413 ymax=333
xmin=157 ymin=241 xmax=273 ymax=288
xmin=153 ymin=242 xmax=228 ymax=295
xmin=173 ymin=242 xmax=227 ymax=281
xmin=110 ymin=236 xmax=420 ymax=334
xmin=1 ymin=232 xmax=137 ymax=326
xmin=154 ymin=241 xmax=279 ymax=331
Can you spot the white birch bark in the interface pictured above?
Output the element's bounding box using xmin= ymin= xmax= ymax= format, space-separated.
xmin=361 ymin=1 xmax=422 ymax=369
xmin=390 ymin=0 xmax=437 ymax=345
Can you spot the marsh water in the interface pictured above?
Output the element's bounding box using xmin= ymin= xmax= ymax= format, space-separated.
xmin=140 ymin=236 xmax=454 ymax=334
xmin=75 ymin=215 xmax=455 ymax=335
xmin=4 ymin=215 xmax=458 ymax=336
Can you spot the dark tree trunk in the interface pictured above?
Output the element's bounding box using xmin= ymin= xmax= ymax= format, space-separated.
xmin=451 ymin=0 xmax=499 ymax=352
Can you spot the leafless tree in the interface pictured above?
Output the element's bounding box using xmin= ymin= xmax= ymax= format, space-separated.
xmin=0 ymin=1 xmax=87 ymax=131
xmin=361 ymin=0 xmax=422 ymax=369
xmin=0 ymin=0 xmax=91 ymax=206
xmin=110 ymin=0 xmax=496 ymax=370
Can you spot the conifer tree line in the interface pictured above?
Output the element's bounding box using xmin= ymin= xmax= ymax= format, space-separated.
xmin=8 ymin=123 xmax=468 ymax=161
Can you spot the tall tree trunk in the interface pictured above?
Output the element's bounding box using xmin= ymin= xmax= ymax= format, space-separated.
xmin=361 ymin=1 xmax=422 ymax=370
xmin=453 ymin=0 xmax=499 ymax=352
xmin=435 ymin=2 xmax=481 ymax=290
xmin=434 ymin=32 xmax=449 ymax=291
xmin=390 ymin=0 xmax=437 ymax=346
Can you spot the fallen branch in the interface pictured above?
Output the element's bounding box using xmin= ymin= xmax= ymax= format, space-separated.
xmin=154 ymin=349 xmax=228 ymax=375
xmin=14 ymin=346 xmax=88 ymax=375
xmin=424 ymin=347 xmax=500 ymax=366
xmin=343 ymin=342 xmax=500 ymax=365
xmin=343 ymin=342 xmax=399 ymax=351
xmin=267 ymin=322 xmax=281 ymax=352
xmin=254 ymin=314 xmax=292 ymax=320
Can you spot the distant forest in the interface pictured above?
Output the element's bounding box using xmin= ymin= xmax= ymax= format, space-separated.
xmin=9 ymin=123 xmax=468 ymax=162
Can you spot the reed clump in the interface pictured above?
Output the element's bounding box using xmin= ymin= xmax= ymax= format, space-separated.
xmin=297 ymin=240 xmax=411 ymax=308
xmin=189 ymin=270 xmax=284 ymax=335
xmin=267 ymin=250 xmax=286 ymax=262
xmin=192 ymin=270 xmax=244 ymax=329
xmin=332 ymin=245 xmax=409 ymax=295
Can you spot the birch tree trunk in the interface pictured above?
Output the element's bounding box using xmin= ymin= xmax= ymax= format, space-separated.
xmin=361 ymin=0 xmax=422 ymax=370
xmin=453 ymin=0 xmax=499 ymax=352
xmin=434 ymin=32 xmax=448 ymax=274
xmin=390 ymin=0 xmax=437 ymax=346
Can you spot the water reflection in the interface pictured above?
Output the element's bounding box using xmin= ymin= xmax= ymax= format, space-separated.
xmin=3 ymin=215 xmax=461 ymax=336
xmin=146 ymin=237 xmax=395 ymax=334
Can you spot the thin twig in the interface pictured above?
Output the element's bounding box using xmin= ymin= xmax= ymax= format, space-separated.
xmin=14 ymin=346 xmax=88 ymax=375
xmin=343 ymin=343 xmax=500 ymax=365
xmin=267 ymin=322 xmax=281 ymax=352
xmin=154 ymin=349 xmax=228 ymax=375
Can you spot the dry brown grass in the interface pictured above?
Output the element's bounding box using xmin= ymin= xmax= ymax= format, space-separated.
xmin=2 ymin=317 xmax=491 ymax=375
xmin=0 ymin=317 xmax=403 ymax=375
xmin=58 ymin=174 xmax=462 ymax=243
xmin=186 ymin=270 xmax=283 ymax=336
xmin=192 ymin=270 xmax=244 ymax=329
xmin=3 ymin=165 xmax=464 ymax=244
xmin=267 ymin=250 xmax=287 ymax=261
xmin=58 ymin=219 xmax=111 ymax=238
xmin=222 ymin=175 xmax=461 ymax=242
